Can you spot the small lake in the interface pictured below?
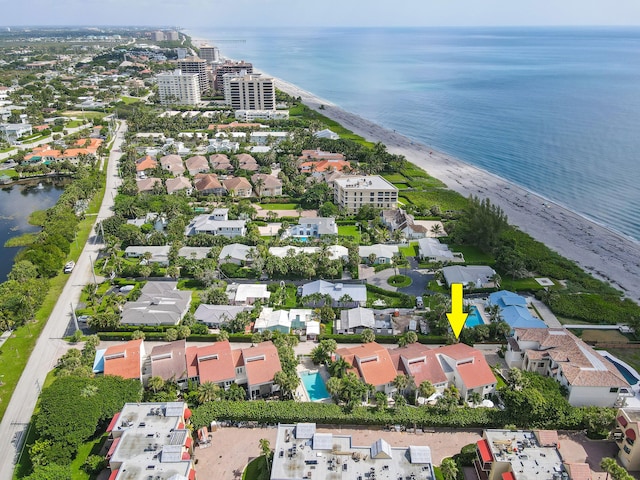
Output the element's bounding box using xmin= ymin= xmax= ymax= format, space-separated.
xmin=0 ymin=178 xmax=67 ymax=283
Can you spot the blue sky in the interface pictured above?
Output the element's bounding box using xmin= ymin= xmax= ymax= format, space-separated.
xmin=2 ymin=0 xmax=640 ymax=27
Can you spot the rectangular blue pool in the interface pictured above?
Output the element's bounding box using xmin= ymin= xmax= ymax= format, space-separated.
xmin=465 ymin=306 xmax=484 ymax=328
xmin=300 ymin=371 xmax=330 ymax=401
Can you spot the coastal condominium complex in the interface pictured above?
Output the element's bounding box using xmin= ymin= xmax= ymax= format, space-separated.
xmin=333 ymin=176 xmax=399 ymax=213
xmin=224 ymin=73 xmax=276 ymax=111
xmin=178 ymin=56 xmax=209 ymax=94
xmin=199 ymin=45 xmax=220 ymax=64
xmin=156 ymin=70 xmax=201 ymax=105
xmin=213 ymin=60 xmax=253 ymax=91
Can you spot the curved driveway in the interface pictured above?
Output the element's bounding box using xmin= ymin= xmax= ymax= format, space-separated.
xmin=0 ymin=121 xmax=126 ymax=480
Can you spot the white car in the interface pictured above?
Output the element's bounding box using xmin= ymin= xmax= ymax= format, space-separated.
xmin=64 ymin=261 xmax=75 ymax=273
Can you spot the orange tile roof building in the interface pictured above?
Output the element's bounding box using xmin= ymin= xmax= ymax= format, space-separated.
xmin=335 ymin=343 xmax=398 ymax=394
xmin=615 ymin=408 xmax=640 ymax=471
xmin=136 ymin=155 xmax=158 ymax=172
xmin=103 ymin=339 xmax=145 ymax=381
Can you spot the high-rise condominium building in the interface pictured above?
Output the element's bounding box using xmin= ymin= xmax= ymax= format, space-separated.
xmin=199 ymin=46 xmax=220 ymax=64
xmin=156 ymin=70 xmax=201 ymax=106
xmin=333 ymin=176 xmax=399 ymax=213
xmin=213 ymin=60 xmax=253 ymax=91
xmin=224 ymin=73 xmax=276 ymax=111
xmin=178 ymin=56 xmax=209 ymax=94
xmin=165 ymin=31 xmax=179 ymax=41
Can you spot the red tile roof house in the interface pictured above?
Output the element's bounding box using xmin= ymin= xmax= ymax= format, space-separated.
xmin=160 ymin=154 xmax=186 ymax=176
xmin=335 ymin=343 xmax=399 ymax=396
xmin=239 ymin=341 xmax=283 ymax=399
xmin=193 ymin=173 xmax=226 ymax=196
xmin=185 ymin=155 xmax=210 ymax=175
xmin=135 ymin=155 xmax=158 ymax=174
xmin=103 ymin=339 xmax=145 ymax=381
xmin=186 ymin=340 xmax=238 ymax=389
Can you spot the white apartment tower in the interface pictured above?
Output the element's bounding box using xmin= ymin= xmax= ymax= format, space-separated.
xmin=200 ymin=46 xmax=220 ymax=64
xmin=178 ymin=56 xmax=209 ymax=94
xmin=156 ymin=70 xmax=201 ymax=106
xmin=224 ymin=73 xmax=276 ymax=111
xmin=333 ymin=176 xmax=399 ymax=213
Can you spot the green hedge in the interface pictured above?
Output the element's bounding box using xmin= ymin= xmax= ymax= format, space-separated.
xmin=191 ymin=400 xmax=505 ymax=430
xmin=97 ymin=332 xmax=258 ymax=342
xmin=319 ymin=334 xmax=446 ymax=344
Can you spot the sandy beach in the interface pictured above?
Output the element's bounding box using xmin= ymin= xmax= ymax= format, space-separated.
xmin=194 ymin=38 xmax=640 ymax=301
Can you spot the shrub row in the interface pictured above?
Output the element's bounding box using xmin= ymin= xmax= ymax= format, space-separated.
xmin=319 ymin=334 xmax=446 ymax=344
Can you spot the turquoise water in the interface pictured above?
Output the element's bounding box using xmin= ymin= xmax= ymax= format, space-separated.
xmin=465 ymin=305 xmax=484 ymax=328
xmin=606 ymin=356 xmax=639 ymax=386
xmin=300 ymin=371 xmax=330 ymax=401
xmin=193 ymin=27 xmax=640 ymax=242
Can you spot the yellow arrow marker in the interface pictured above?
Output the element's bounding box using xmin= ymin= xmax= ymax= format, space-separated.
xmin=446 ymin=283 xmax=469 ymax=339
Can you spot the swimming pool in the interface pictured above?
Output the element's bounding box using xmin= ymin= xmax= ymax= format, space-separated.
xmin=300 ymin=370 xmax=330 ymax=401
xmin=465 ymin=306 xmax=485 ymax=328
xmin=605 ymin=356 xmax=639 ymax=386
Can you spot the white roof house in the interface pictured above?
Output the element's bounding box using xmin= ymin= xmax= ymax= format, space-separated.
xmin=254 ymin=307 xmax=291 ymax=333
xmin=418 ymin=238 xmax=464 ymax=263
xmin=219 ymin=243 xmax=254 ymax=264
xmin=314 ymin=128 xmax=339 ymax=140
xmin=194 ymin=304 xmax=249 ymax=328
xmin=301 ymin=280 xmax=366 ymax=307
xmin=335 ymin=307 xmax=394 ymax=335
xmin=123 ymin=246 xmax=171 ymax=266
xmin=185 ymin=214 xmax=247 ymax=238
xmin=359 ymin=244 xmax=399 ymax=264
xmin=284 ymin=217 xmax=338 ymax=238
xmin=177 ymin=246 xmax=212 ymax=260
xmin=226 ymin=283 xmax=271 ymax=305
xmin=121 ymin=282 xmax=192 ymax=326
xmin=441 ymin=265 xmax=497 ymax=289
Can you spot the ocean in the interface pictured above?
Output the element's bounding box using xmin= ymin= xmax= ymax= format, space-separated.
xmin=190 ymin=27 xmax=640 ymax=242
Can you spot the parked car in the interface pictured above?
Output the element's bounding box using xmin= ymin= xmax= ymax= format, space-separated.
xmin=416 ymin=296 xmax=424 ymax=309
xmin=63 ymin=261 xmax=75 ymax=273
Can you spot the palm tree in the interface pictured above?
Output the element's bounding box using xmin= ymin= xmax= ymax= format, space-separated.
xmin=361 ymin=328 xmax=375 ymax=344
xmin=374 ymin=391 xmax=388 ymax=411
xmin=430 ymin=224 xmax=443 ymax=237
xmin=147 ymin=376 xmax=165 ymax=393
xmin=417 ymin=380 xmax=436 ymax=403
xmin=440 ymin=458 xmax=459 ymax=480
xmin=326 ymin=376 xmax=342 ymax=402
xmin=393 ymin=374 xmax=409 ymax=397
xmin=197 ymin=381 xmax=220 ymax=404
xmin=329 ymin=357 xmax=351 ymax=378
xmin=259 ymin=438 xmax=272 ymax=473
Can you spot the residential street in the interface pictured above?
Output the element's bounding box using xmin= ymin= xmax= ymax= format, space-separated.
xmin=0 ymin=121 xmax=126 ymax=480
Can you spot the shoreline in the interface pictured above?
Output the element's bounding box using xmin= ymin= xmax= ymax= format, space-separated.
xmin=192 ymin=36 xmax=640 ymax=301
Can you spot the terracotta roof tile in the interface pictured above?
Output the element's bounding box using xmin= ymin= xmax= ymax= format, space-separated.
xmin=104 ymin=339 xmax=143 ymax=380
xmin=242 ymin=341 xmax=282 ymax=387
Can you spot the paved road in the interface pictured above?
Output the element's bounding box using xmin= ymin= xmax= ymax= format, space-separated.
xmin=0 ymin=121 xmax=126 ymax=480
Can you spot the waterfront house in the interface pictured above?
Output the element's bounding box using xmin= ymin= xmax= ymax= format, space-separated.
xmin=314 ymin=128 xmax=340 ymax=140
xmin=441 ymin=265 xmax=496 ymax=289
xmin=485 ymin=290 xmax=547 ymax=329
xmin=381 ymin=209 xmax=428 ymax=239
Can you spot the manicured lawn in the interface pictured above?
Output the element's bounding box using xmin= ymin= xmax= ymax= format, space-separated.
xmin=1 ymin=169 xmax=17 ymax=177
xmin=69 ymin=432 xmax=108 ymax=480
xmin=120 ymin=96 xmax=141 ymax=105
xmin=67 ymin=120 xmax=85 ymax=128
xmin=400 ymin=190 xmax=467 ymax=212
xmin=388 ymin=275 xmax=412 ymax=288
xmin=500 ymin=277 xmax=547 ymax=292
xmin=579 ymin=330 xmax=630 ymax=344
xmin=338 ymin=225 xmax=361 ymax=243
xmin=259 ymin=203 xmax=299 ymax=210
xmin=399 ymin=242 xmax=419 ymax=257
xmin=393 ymin=183 xmax=410 ymax=189
xmin=243 ymin=455 xmax=269 ymax=480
